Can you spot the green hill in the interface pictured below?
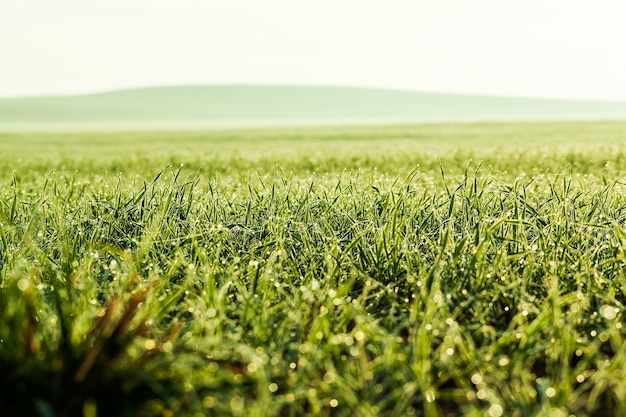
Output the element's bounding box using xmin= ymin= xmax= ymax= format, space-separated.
xmin=2 ymin=85 xmax=626 ymax=128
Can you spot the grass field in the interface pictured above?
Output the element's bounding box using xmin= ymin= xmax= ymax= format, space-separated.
xmin=2 ymin=121 xmax=626 ymax=416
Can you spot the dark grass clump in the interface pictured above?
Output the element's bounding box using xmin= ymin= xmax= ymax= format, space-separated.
xmin=0 ymin=263 xmax=186 ymax=416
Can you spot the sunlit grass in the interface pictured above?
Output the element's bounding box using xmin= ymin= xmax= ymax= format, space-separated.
xmin=1 ymin=121 xmax=626 ymax=416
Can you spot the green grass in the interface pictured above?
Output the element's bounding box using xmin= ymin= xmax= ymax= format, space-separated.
xmin=3 ymin=85 xmax=626 ymax=129
xmin=2 ymin=121 xmax=626 ymax=416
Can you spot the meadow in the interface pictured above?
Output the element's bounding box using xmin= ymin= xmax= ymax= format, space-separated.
xmin=2 ymin=121 xmax=626 ymax=416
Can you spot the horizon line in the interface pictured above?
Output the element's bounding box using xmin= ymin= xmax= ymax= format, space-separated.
xmin=3 ymin=83 xmax=626 ymax=103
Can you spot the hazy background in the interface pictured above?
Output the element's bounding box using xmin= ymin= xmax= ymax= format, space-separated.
xmin=2 ymin=0 xmax=626 ymax=100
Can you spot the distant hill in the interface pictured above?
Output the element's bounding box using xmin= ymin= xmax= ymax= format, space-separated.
xmin=2 ymin=85 xmax=626 ymax=128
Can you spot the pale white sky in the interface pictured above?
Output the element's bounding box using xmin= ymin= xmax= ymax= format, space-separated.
xmin=2 ymin=0 xmax=626 ymax=99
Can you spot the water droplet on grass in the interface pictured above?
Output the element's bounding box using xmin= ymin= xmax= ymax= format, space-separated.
xmin=425 ymin=389 xmax=436 ymax=402
xmin=17 ymin=279 xmax=30 ymax=291
xmin=600 ymin=305 xmax=618 ymax=320
xmin=323 ymin=371 xmax=336 ymax=384
xmin=488 ymin=404 xmax=503 ymax=417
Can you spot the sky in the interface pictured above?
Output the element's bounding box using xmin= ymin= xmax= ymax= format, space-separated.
xmin=2 ymin=0 xmax=626 ymax=100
